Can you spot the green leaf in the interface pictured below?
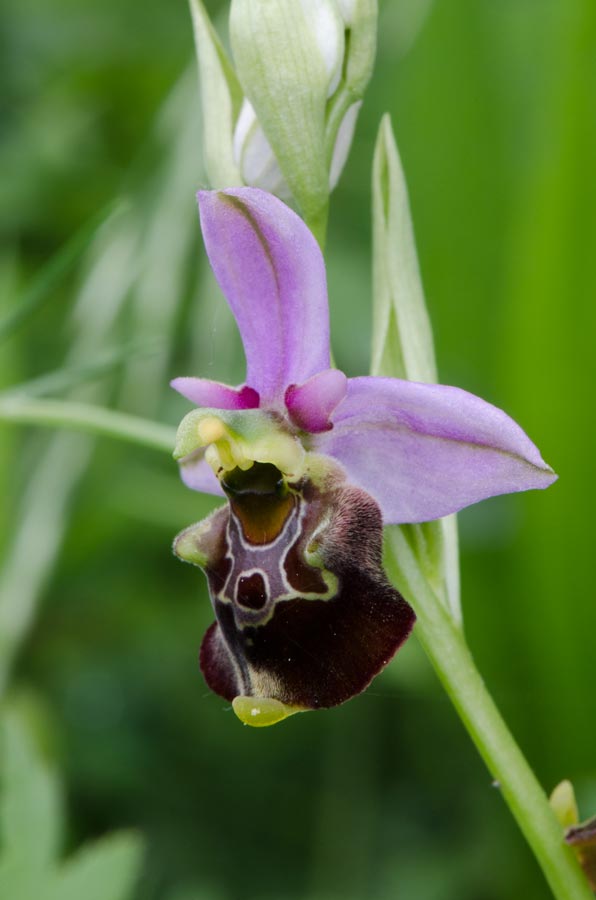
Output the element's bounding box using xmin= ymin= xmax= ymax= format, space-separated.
xmin=0 ymin=859 xmax=49 ymax=900
xmin=189 ymin=0 xmax=243 ymax=187
xmin=4 ymin=339 xmax=162 ymax=400
xmin=52 ymin=832 xmax=143 ymax=900
xmin=0 ymin=704 xmax=143 ymax=900
xmin=371 ymin=113 xmax=436 ymax=383
xmin=230 ymin=0 xmax=336 ymax=236
xmin=0 ymin=705 xmax=62 ymax=870
xmin=167 ymin=888 xmax=224 ymax=900
xmin=0 ymin=72 xmax=201 ymax=699
xmin=0 ymin=397 xmax=176 ymax=454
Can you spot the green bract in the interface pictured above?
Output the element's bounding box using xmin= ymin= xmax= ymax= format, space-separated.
xmin=371 ymin=114 xmax=436 ymax=384
xmin=188 ymin=0 xmax=243 ymax=187
xmin=371 ymin=114 xmax=460 ymax=623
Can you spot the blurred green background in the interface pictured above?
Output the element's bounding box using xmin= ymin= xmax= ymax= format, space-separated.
xmin=1 ymin=0 xmax=595 ymax=897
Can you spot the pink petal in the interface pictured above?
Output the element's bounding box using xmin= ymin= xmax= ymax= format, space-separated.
xmin=285 ymin=368 xmax=347 ymax=433
xmin=179 ymin=453 xmax=224 ymax=496
xmin=171 ymin=377 xmax=259 ymax=410
xmin=198 ymin=188 xmax=330 ymax=404
xmin=313 ymin=376 xmax=557 ymax=524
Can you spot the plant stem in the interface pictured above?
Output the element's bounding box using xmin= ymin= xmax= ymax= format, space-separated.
xmin=0 ymin=396 xmax=176 ymax=454
xmin=306 ymin=202 xmax=329 ymax=252
xmin=385 ymin=526 xmax=592 ymax=900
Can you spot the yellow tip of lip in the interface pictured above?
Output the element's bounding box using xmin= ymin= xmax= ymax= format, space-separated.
xmin=232 ymin=696 xmax=301 ymax=727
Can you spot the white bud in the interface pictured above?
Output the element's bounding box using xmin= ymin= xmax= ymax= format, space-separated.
xmin=337 ymin=0 xmax=358 ymax=26
xmin=298 ymin=0 xmax=345 ymax=97
xmin=228 ymin=0 xmax=379 ymax=219
xmin=233 ymin=99 xmax=292 ymax=200
xmin=234 ymin=97 xmax=361 ymax=196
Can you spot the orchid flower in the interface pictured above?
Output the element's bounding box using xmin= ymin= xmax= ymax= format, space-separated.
xmin=172 ymin=187 xmax=555 ymax=726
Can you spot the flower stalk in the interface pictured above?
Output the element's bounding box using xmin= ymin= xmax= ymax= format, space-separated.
xmin=384 ymin=527 xmax=592 ymax=900
xmin=373 ymin=115 xmax=591 ymax=897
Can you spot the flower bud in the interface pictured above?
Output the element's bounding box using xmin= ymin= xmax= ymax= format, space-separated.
xmin=230 ymin=0 xmax=344 ymax=233
xmin=189 ymin=0 xmax=378 ymax=231
xmin=338 ymin=0 xmax=378 ymax=96
xmin=337 ymin=0 xmax=358 ymax=24
xmin=232 ymin=97 xmax=362 ymax=198
xmin=232 ymin=99 xmax=293 ymax=201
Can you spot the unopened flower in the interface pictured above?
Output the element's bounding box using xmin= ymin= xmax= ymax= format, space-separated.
xmin=172 ymin=188 xmax=556 ymax=725
xmin=231 ymin=97 xmax=362 ymax=201
xmin=190 ymin=0 xmax=376 ymax=231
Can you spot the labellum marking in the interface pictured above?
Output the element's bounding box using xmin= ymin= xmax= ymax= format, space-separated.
xmin=235 ymin=569 xmax=269 ymax=610
xmin=177 ymin=460 xmax=416 ymax=720
xmin=212 ymin=486 xmax=337 ymax=630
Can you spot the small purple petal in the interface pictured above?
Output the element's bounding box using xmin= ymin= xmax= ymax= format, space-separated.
xmin=313 ymin=376 xmax=557 ymax=524
xmin=171 ymin=377 xmax=259 ymax=410
xmin=285 ymin=369 xmax=348 ymax=433
xmin=179 ymin=453 xmax=224 ymax=497
xmin=198 ymin=188 xmax=330 ymax=404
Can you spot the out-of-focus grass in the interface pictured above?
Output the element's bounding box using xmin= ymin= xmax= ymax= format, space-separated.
xmin=1 ymin=0 xmax=595 ymax=898
xmin=498 ymin=0 xmax=596 ymax=776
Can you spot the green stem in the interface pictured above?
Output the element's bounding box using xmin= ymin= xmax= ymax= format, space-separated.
xmin=305 ymin=201 xmax=329 ymax=252
xmin=385 ymin=527 xmax=592 ymax=900
xmin=0 ymin=396 xmax=176 ymax=454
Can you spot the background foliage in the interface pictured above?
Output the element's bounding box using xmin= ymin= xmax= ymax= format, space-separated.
xmin=1 ymin=0 xmax=595 ymax=897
